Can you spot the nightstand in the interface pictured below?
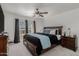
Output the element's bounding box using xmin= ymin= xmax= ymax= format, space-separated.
xmin=61 ymin=36 xmax=77 ymax=51
xmin=0 ymin=35 xmax=8 ymax=56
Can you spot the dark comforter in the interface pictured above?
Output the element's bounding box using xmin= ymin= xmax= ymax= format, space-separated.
xmin=24 ymin=33 xmax=59 ymax=55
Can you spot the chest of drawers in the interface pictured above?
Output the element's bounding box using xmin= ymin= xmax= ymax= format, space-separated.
xmin=61 ymin=36 xmax=77 ymax=51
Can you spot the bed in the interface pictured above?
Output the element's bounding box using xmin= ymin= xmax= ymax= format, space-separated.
xmin=23 ymin=26 xmax=63 ymax=56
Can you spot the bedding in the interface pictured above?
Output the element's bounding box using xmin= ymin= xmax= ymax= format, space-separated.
xmin=50 ymin=30 xmax=56 ymax=35
xmin=24 ymin=33 xmax=59 ymax=55
xmin=36 ymin=33 xmax=59 ymax=44
xmin=28 ymin=33 xmax=51 ymax=49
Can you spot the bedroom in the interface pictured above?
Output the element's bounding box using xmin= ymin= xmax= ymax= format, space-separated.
xmin=0 ymin=3 xmax=79 ymax=56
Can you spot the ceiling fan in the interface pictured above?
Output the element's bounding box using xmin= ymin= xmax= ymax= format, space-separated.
xmin=33 ymin=8 xmax=48 ymax=17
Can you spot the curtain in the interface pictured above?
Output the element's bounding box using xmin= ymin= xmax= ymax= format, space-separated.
xmin=33 ymin=21 xmax=36 ymax=33
xmin=25 ymin=20 xmax=28 ymax=33
xmin=14 ymin=18 xmax=20 ymax=43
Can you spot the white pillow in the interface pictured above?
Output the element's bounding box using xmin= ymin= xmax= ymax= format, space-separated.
xmin=56 ymin=35 xmax=61 ymax=40
xmin=43 ymin=30 xmax=50 ymax=34
xmin=50 ymin=30 xmax=56 ymax=35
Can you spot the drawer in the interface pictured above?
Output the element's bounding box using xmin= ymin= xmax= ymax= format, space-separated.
xmin=61 ymin=36 xmax=77 ymax=51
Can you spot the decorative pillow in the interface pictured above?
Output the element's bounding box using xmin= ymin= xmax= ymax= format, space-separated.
xmin=43 ymin=30 xmax=50 ymax=34
xmin=56 ymin=35 xmax=61 ymax=40
xmin=50 ymin=30 xmax=56 ymax=35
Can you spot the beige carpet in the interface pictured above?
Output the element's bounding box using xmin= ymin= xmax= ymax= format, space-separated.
xmin=8 ymin=41 xmax=79 ymax=56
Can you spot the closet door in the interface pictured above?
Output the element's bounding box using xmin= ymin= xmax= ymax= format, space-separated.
xmin=14 ymin=19 xmax=20 ymax=43
xmin=0 ymin=5 xmax=4 ymax=33
xmin=25 ymin=20 xmax=28 ymax=33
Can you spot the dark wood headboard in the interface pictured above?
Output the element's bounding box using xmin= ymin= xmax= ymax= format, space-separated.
xmin=44 ymin=26 xmax=63 ymax=35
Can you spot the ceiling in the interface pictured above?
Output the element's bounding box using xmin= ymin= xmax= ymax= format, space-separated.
xmin=1 ymin=3 xmax=79 ymax=17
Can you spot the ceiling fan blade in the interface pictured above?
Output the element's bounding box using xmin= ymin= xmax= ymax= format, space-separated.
xmin=39 ymin=12 xmax=48 ymax=14
xmin=39 ymin=14 xmax=44 ymax=17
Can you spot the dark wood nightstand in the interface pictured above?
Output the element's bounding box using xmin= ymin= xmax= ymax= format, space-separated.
xmin=0 ymin=35 xmax=8 ymax=56
xmin=61 ymin=36 xmax=77 ymax=51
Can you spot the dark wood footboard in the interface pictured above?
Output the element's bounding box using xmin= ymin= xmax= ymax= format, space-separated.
xmin=23 ymin=40 xmax=38 ymax=56
xmin=23 ymin=40 xmax=57 ymax=56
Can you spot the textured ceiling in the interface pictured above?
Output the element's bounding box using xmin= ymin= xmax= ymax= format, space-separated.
xmin=1 ymin=3 xmax=79 ymax=17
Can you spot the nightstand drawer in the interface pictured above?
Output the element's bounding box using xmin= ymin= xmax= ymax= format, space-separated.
xmin=61 ymin=36 xmax=77 ymax=51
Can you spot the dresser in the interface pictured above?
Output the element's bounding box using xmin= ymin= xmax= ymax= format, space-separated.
xmin=61 ymin=36 xmax=77 ymax=51
xmin=0 ymin=35 xmax=8 ymax=56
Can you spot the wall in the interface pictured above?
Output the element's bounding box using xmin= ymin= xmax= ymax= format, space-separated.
xmin=35 ymin=18 xmax=44 ymax=33
xmin=44 ymin=8 xmax=79 ymax=48
xmin=4 ymin=11 xmax=15 ymax=42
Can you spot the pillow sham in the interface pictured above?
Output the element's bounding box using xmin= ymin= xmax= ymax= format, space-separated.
xmin=50 ymin=30 xmax=56 ymax=35
xmin=43 ymin=30 xmax=50 ymax=34
xmin=56 ymin=35 xmax=61 ymax=40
